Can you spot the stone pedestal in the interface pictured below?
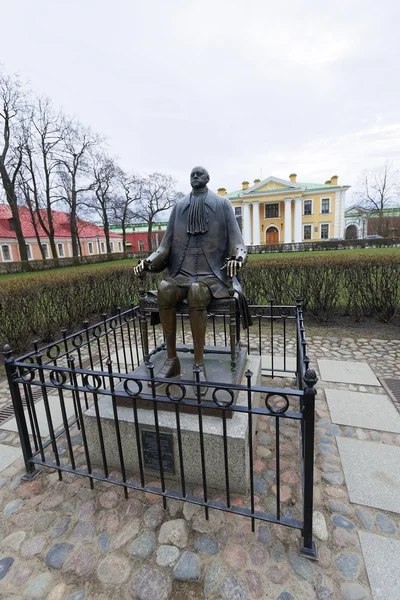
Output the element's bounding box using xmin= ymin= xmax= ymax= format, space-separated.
xmin=84 ymin=353 xmax=261 ymax=494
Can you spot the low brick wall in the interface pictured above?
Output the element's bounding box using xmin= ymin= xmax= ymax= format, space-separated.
xmin=247 ymin=238 xmax=400 ymax=254
xmin=0 ymin=251 xmax=147 ymax=275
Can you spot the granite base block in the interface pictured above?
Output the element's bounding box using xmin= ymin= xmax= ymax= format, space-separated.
xmin=84 ymin=354 xmax=261 ymax=494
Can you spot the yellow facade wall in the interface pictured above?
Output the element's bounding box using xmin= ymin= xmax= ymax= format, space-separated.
xmin=232 ymin=190 xmax=338 ymax=242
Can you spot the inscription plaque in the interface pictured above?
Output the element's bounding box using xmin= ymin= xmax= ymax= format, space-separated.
xmin=141 ymin=429 xmax=175 ymax=475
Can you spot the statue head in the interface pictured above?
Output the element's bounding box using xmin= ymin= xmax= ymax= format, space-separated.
xmin=190 ymin=166 xmax=210 ymax=190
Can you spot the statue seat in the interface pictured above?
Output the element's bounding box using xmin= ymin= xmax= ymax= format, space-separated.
xmin=138 ymin=288 xmax=241 ymax=372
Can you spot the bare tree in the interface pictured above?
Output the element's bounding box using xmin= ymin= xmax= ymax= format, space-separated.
xmin=23 ymin=96 xmax=67 ymax=259
xmin=0 ymin=69 xmax=29 ymax=261
xmin=57 ymin=122 xmax=103 ymax=257
xmin=84 ymin=153 xmax=118 ymax=253
xmin=357 ymin=162 xmax=400 ymax=235
xmin=111 ymin=169 xmax=142 ymax=251
xmin=132 ymin=173 xmax=183 ymax=250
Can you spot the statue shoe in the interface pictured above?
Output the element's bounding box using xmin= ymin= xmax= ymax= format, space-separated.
xmin=192 ymin=363 xmax=208 ymax=397
xmin=154 ymin=356 xmax=181 ymax=386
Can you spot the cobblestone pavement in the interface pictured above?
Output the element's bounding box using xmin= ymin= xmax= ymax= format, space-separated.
xmin=1 ymin=333 xmax=400 ymax=599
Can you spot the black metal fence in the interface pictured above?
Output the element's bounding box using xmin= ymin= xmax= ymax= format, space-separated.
xmin=3 ymin=298 xmax=317 ymax=559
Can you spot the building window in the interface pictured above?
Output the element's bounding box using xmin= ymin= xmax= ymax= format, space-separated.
xmin=264 ymin=203 xmax=280 ymax=219
xmin=26 ymin=244 xmax=32 ymax=260
xmin=110 ymin=242 xmax=114 ymax=252
xmin=320 ymin=224 xmax=329 ymax=239
xmin=1 ymin=244 xmax=12 ymax=262
xmin=303 ymin=225 xmax=312 ymax=240
xmin=88 ymin=242 xmax=94 ymax=255
xmin=118 ymin=241 xmax=122 ymax=252
xmin=57 ymin=243 xmax=64 ymax=257
xmin=101 ymin=241 xmax=106 ymax=253
xmin=234 ymin=206 xmax=242 ymax=217
xmin=304 ymin=200 xmax=313 ymax=216
xmin=321 ymin=198 xmax=330 ymax=214
xmin=41 ymin=243 xmax=49 ymax=259
xmin=138 ymin=240 xmax=145 ymax=251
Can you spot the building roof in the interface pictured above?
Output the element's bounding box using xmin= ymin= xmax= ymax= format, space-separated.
xmin=227 ymin=175 xmax=349 ymax=200
xmin=0 ymin=204 xmax=122 ymax=241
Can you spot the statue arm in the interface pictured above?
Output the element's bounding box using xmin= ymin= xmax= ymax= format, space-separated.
xmin=223 ymin=199 xmax=248 ymax=265
xmin=145 ymin=205 xmax=176 ymax=272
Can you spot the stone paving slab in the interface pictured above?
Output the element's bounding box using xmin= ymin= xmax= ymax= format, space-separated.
xmin=337 ymin=437 xmax=400 ymax=513
xmin=326 ymin=388 xmax=400 ymax=433
xmin=359 ymin=531 xmax=400 ymax=600
xmin=261 ymin=355 xmax=297 ymax=376
xmin=0 ymin=443 xmax=22 ymax=472
xmin=318 ymin=359 xmax=381 ymax=386
xmin=0 ymin=395 xmax=77 ymax=438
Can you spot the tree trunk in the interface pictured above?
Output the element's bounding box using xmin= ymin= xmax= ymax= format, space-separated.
xmin=147 ymin=219 xmax=153 ymax=251
xmin=103 ymin=210 xmax=111 ymax=254
xmin=0 ymin=163 xmax=29 ymax=262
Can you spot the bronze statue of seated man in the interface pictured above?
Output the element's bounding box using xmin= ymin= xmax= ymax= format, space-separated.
xmin=134 ymin=166 xmax=249 ymax=387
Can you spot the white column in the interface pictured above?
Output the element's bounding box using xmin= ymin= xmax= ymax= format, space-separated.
xmin=252 ymin=201 xmax=260 ymax=245
xmin=294 ymin=198 xmax=302 ymax=242
xmin=284 ymin=199 xmax=292 ymax=243
xmin=334 ymin=191 xmax=340 ymax=237
xmin=243 ymin=203 xmax=251 ymax=245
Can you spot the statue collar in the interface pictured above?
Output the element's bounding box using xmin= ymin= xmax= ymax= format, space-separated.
xmin=181 ymin=189 xmax=216 ymax=213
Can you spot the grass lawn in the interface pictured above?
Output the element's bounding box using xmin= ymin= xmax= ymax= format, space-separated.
xmin=248 ymin=246 xmax=400 ymax=260
xmin=0 ymin=258 xmax=139 ymax=280
xmin=0 ymin=246 xmax=399 ymax=281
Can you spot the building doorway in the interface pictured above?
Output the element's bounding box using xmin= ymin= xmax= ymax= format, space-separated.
xmin=266 ymin=226 xmax=279 ymax=245
xmin=345 ymin=224 xmax=358 ymax=239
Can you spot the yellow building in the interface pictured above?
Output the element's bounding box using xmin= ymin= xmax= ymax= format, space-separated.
xmin=218 ymin=174 xmax=350 ymax=245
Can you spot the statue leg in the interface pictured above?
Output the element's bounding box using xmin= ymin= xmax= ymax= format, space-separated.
xmin=187 ymin=282 xmax=211 ymax=393
xmin=156 ymin=280 xmax=185 ymax=380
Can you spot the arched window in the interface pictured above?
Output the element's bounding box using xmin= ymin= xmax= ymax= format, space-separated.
xmin=88 ymin=242 xmax=94 ymax=255
xmin=138 ymin=240 xmax=145 ymax=251
xmin=57 ymin=243 xmax=64 ymax=257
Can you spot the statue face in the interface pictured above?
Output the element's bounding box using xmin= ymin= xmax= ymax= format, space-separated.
xmin=191 ymin=167 xmax=209 ymax=190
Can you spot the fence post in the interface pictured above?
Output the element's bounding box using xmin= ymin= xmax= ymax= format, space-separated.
xmin=3 ymin=344 xmax=37 ymax=480
xmin=299 ymin=367 xmax=318 ymax=560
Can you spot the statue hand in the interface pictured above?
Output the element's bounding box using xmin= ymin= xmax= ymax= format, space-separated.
xmin=221 ymin=257 xmax=243 ymax=278
xmin=134 ymin=259 xmax=148 ymax=276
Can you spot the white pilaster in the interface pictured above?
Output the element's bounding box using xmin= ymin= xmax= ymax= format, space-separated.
xmin=243 ymin=203 xmax=251 ymax=245
xmin=334 ymin=191 xmax=340 ymax=237
xmin=294 ymin=198 xmax=302 ymax=242
xmin=284 ymin=199 xmax=292 ymax=243
xmin=252 ymin=202 xmax=260 ymax=245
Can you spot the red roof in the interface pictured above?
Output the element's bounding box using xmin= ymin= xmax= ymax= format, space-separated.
xmin=0 ymin=205 xmax=122 ymax=240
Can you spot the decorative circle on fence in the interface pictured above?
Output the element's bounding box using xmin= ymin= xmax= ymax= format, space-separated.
xmin=19 ymin=365 xmax=36 ymax=383
xmin=166 ymin=383 xmax=186 ymax=403
xmin=123 ymin=378 xmax=143 ymax=397
xmin=92 ymin=325 xmax=102 ymax=338
xmin=47 ymin=344 xmax=61 ymax=360
xmin=83 ymin=374 xmax=102 ymax=392
xmin=212 ymin=387 xmax=234 ymax=408
xmin=254 ymin=307 xmax=265 ymax=317
xmin=265 ymin=392 xmax=290 ymax=414
xmin=280 ymin=307 xmax=290 ymax=318
xmin=50 ymin=370 xmax=67 ymax=387
xmin=109 ymin=318 xmax=118 ymax=330
xmin=72 ymin=334 xmax=84 ymax=348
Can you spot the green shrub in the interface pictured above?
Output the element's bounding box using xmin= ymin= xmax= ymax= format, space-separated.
xmin=1 ymin=253 xmax=399 ymax=358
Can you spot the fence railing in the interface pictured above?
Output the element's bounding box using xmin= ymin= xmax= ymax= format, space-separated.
xmin=3 ymin=298 xmax=318 ymax=559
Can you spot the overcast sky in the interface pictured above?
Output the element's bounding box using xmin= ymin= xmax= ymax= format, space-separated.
xmin=1 ymin=0 xmax=399 ymax=203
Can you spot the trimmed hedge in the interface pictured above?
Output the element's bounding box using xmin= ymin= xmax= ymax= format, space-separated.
xmin=242 ymin=253 xmax=400 ymax=323
xmin=1 ymin=254 xmax=399 ymax=358
xmin=0 ymin=265 xmax=160 ymax=357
